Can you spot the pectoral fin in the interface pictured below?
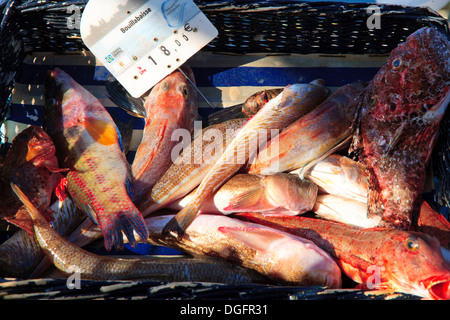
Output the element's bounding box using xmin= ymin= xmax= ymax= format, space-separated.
xmin=222 ymin=186 xmax=268 ymax=212
xmin=83 ymin=117 xmax=119 ymax=146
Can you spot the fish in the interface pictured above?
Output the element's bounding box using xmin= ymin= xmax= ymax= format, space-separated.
xmin=312 ymin=194 xmax=381 ymax=228
xmin=349 ymin=27 xmax=450 ymax=230
xmin=131 ymin=66 xmax=198 ymax=204
xmin=169 ymin=173 xmax=318 ymax=215
xmin=238 ymin=212 xmax=450 ymax=300
xmin=10 ymin=183 xmax=270 ymax=284
xmin=0 ymin=197 xmax=84 ymax=278
xmin=145 ymin=213 xmax=341 ymax=287
xmin=415 ymin=201 xmax=450 ymax=250
xmin=0 ymin=125 xmax=65 ymax=234
xmin=294 ymin=154 xmax=368 ymax=203
xmin=105 ymin=74 xmax=147 ymax=118
xmin=203 ymin=88 xmax=283 ymax=127
xmin=139 ymin=117 xmax=247 ymax=216
xmin=162 ymin=80 xmax=329 ymax=238
xmin=248 ymin=81 xmax=366 ymax=177
xmin=241 ymin=88 xmax=284 ymax=117
xmin=66 ymin=118 xmax=248 ymax=248
xmin=44 ymin=67 xmax=148 ymax=251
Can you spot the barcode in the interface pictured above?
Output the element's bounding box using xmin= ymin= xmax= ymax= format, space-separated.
xmin=111 ymin=47 xmax=123 ymax=58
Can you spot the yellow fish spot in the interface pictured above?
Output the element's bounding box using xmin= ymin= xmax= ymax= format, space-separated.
xmin=83 ymin=117 xmax=118 ymax=146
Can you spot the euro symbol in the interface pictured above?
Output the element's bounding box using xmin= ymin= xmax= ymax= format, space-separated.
xmin=184 ymin=23 xmax=193 ymax=32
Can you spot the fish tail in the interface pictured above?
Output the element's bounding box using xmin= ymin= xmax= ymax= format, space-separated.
xmin=98 ymin=209 xmax=148 ymax=251
xmin=161 ymin=204 xmax=199 ymax=239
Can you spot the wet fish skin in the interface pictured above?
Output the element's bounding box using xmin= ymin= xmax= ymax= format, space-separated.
xmin=163 ymin=80 xmax=329 ymax=238
xmin=11 ymin=183 xmax=268 ymax=284
xmin=297 ymin=154 xmax=368 ymax=203
xmin=132 ymin=66 xmax=198 ymax=204
xmin=350 ymin=27 xmax=450 ymax=230
xmin=146 ymin=214 xmax=342 ymax=287
xmin=313 ymin=194 xmax=381 ymax=228
xmin=170 ymin=173 xmax=318 ymax=215
xmin=248 ymin=81 xmax=366 ymax=176
xmin=0 ymin=125 xmax=64 ymax=234
xmin=0 ymin=197 xmax=84 ymax=278
xmin=105 ymin=75 xmax=147 ymax=118
xmin=44 ymin=68 xmax=148 ymax=251
xmin=238 ymin=212 xmax=450 ymax=300
xmin=0 ymin=228 xmax=43 ymax=278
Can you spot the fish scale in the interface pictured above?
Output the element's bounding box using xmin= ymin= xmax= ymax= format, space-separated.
xmin=161 ymin=80 xmax=329 ymax=238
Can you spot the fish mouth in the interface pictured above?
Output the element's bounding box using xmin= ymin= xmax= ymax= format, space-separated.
xmin=422 ymin=276 xmax=450 ymax=300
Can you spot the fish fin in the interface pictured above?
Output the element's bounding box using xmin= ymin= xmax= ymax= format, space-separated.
xmin=98 ymin=209 xmax=148 ymax=251
xmin=9 ymin=183 xmax=56 ymax=234
xmin=55 ymin=176 xmax=68 ymax=202
xmin=111 ymin=114 xmax=135 ymax=155
xmin=161 ymin=205 xmax=199 ymax=239
xmin=125 ymin=175 xmax=134 ymax=202
xmin=105 ymin=76 xmax=147 ymax=118
xmin=4 ymin=210 xmax=35 ymax=235
xmin=298 ymin=136 xmax=352 ymax=179
xmin=72 ymin=198 xmax=99 ymax=226
xmin=82 ymin=117 xmax=119 ymax=146
xmin=222 ymin=186 xmax=267 ymax=212
xmin=218 ymin=226 xmax=286 ymax=251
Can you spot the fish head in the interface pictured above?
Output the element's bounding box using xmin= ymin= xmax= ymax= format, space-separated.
xmin=381 ymin=230 xmax=450 ymax=300
xmin=3 ymin=126 xmax=58 ymax=170
xmin=366 ymin=27 xmax=449 ymax=123
xmin=144 ymin=65 xmax=198 ymax=129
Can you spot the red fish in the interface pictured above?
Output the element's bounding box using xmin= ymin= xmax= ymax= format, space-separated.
xmin=146 ymin=213 xmax=341 ymax=287
xmin=0 ymin=125 xmax=64 ymax=233
xmin=162 ymin=80 xmax=329 ymax=238
xmin=416 ymin=201 xmax=450 ymax=250
xmin=238 ymin=212 xmax=450 ymax=300
xmin=350 ymin=27 xmax=450 ymax=230
xmin=248 ymin=81 xmax=366 ymax=176
xmin=44 ymin=68 xmax=148 ymax=251
xmin=132 ymin=66 xmax=198 ymax=205
xmin=241 ymin=88 xmax=283 ymax=117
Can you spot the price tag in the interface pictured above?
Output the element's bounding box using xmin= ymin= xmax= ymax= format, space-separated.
xmin=80 ymin=0 xmax=218 ymax=98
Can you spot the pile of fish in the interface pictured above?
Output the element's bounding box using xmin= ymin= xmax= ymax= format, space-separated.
xmin=1 ymin=27 xmax=449 ymax=300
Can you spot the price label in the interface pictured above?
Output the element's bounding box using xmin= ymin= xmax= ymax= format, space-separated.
xmin=81 ymin=0 xmax=218 ymax=97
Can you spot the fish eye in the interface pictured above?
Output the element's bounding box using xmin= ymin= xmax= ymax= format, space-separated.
xmin=392 ymin=58 xmax=402 ymax=69
xmin=405 ymin=237 xmax=419 ymax=252
xmin=182 ymin=86 xmax=189 ymax=99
